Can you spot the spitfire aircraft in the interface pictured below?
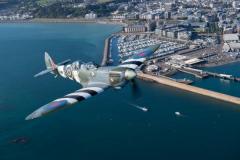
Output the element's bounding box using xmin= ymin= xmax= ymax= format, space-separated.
xmin=25 ymin=44 xmax=160 ymax=120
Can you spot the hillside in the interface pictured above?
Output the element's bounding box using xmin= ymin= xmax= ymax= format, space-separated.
xmin=0 ymin=0 xmax=120 ymax=18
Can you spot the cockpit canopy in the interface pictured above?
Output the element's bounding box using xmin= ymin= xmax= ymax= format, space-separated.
xmin=83 ymin=62 xmax=97 ymax=70
xmin=72 ymin=61 xmax=98 ymax=70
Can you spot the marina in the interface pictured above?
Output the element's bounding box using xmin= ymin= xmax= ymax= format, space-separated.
xmin=115 ymin=34 xmax=188 ymax=60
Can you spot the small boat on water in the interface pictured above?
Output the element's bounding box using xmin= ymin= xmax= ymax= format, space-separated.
xmin=176 ymin=78 xmax=193 ymax=85
xmin=128 ymin=103 xmax=149 ymax=112
xmin=108 ymin=58 xmax=114 ymax=64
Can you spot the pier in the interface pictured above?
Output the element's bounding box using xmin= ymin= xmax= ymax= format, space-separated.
xmin=177 ymin=67 xmax=209 ymax=78
xmin=176 ymin=66 xmax=240 ymax=82
xmin=206 ymin=71 xmax=240 ymax=82
xmin=137 ymin=73 xmax=240 ymax=105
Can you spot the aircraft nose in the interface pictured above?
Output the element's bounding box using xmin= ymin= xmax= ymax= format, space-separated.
xmin=125 ymin=69 xmax=137 ymax=80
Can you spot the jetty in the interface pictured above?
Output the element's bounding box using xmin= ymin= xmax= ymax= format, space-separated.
xmin=177 ymin=67 xmax=209 ymax=78
xmin=137 ymin=73 xmax=240 ymax=105
xmin=101 ymin=36 xmax=111 ymax=66
xmin=206 ymin=71 xmax=240 ymax=82
xmin=101 ymin=36 xmax=110 ymax=66
xmin=176 ymin=66 xmax=240 ymax=82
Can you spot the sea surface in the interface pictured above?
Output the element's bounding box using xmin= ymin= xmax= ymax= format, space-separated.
xmin=0 ymin=23 xmax=240 ymax=160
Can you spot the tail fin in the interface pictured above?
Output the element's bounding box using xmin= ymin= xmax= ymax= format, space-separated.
xmin=45 ymin=52 xmax=57 ymax=71
xmin=34 ymin=52 xmax=71 ymax=78
xmin=34 ymin=52 xmax=58 ymax=77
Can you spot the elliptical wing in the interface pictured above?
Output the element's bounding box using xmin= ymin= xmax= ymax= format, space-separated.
xmin=25 ymin=85 xmax=108 ymax=120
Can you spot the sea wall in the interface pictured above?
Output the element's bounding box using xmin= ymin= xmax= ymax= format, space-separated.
xmin=138 ymin=73 xmax=240 ymax=105
xmin=101 ymin=36 xmax=111 ymax=66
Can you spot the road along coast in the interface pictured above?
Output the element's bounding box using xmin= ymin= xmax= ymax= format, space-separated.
xmin=0 ymin=18 xmax=127 ymax=26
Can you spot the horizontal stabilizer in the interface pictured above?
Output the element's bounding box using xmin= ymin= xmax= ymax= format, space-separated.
xmin=57 ymin=59 xmax=71 ymax=66
xmin=34 ymin=52 xmax=71 ymax=78
xmin=34 ymin=68 xmax=54 ymax=78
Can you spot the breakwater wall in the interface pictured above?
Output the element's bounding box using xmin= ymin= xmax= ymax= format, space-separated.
xmin=137 ymin=73 xmax=240 ymax=105
xmin=101 ymin=36 xmax=111 ymax=66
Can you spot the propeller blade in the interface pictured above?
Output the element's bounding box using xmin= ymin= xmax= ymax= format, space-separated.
xmin=130 ymin=79 xmax=142 ymax=100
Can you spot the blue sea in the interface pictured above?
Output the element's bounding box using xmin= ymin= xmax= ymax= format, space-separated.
xmin=0 ymin=23 xmax=240 ymax=160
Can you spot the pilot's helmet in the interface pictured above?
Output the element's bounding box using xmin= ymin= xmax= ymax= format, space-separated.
xmin=86 ymin=62 xmax=97 ymax=69
xmin=72 ymin=61 xmax=80 ymax=70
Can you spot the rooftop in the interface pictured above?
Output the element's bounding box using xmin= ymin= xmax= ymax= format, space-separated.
xmin=223 ymin=34 xmax=239 ymax=42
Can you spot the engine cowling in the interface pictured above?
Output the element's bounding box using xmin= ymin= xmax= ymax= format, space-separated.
xmin=109 ymin=68 xmax=136 ymax=87
xmin=109 ymin=70 xmax=125 ymax=87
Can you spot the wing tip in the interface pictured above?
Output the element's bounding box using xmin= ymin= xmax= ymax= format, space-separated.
xmin=25 ymin=111 xmax=40 ymax=120
xmin=25 ymin=100 xmax=69 ymax=121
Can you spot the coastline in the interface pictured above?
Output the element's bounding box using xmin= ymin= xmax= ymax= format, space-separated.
xmin=0 ymin=18 xmax=126 ymax=26
xmin=2 ymin=20 xmax=239 ymax=69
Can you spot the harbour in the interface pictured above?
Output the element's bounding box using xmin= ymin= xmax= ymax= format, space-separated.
xmin=101 ymin=32 xmax=240 ymax=105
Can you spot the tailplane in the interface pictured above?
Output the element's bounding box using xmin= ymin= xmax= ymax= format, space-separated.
xmin=34 ymin=52 xmax=71 ymax=78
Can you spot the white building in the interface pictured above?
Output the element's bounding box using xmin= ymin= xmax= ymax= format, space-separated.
xmin=123 ymin=25 xmax=146 ymax=33
xmin=139 ymin=13 xmax=153 ymax=20
xmin=223 ymin=34 xmax=239 ymax=43
xmin=178 ymin=31 xmax=191 ymax=40
xmin=232 ymin=1 xmax=240 ymax=9
xmin=223 ymin=42 xmax=240 ymax=52
xmin=112 ymin=14 xmax=126 ymax=20
xmin=85 ymin=12 xmax=97 ymax=19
